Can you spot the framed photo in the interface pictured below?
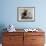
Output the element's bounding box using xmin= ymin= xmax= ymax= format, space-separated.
xmin=17 ymin=7 xmax=35 ymax=22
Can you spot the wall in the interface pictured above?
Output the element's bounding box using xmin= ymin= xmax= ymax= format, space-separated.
xmin=0 ymin=0 xmax=46 ymax=29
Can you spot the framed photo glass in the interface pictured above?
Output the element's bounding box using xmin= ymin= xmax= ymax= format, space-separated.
xmin=17 ymin=7 xmax=35 ymax=22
